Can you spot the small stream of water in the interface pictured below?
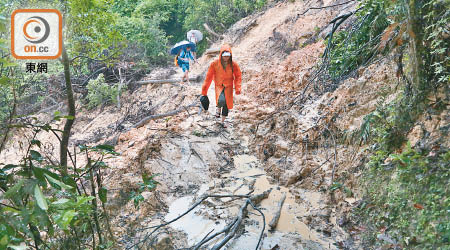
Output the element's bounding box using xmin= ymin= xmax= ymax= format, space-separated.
xmin=165 ymin=154 xmax=336 ymax=249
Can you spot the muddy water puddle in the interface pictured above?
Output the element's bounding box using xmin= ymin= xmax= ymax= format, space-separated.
xmin=165 ymin=154 xmax=336 ymax=249
xmin=164 ymin=196 xmax=226 ymax=245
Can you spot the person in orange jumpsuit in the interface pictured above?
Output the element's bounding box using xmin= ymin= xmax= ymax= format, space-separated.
xmin=201 ymin=44 xmax=242 ymax=127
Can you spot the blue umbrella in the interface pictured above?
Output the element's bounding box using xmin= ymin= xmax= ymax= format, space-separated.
xmin=170 ymin=40 xmax=196 ymax=55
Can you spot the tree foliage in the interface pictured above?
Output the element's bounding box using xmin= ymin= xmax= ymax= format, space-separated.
xmin=0 ymin=117 xmax=128 ymax=249
xmin=86 ymin=73 xmax=120 ymax=109
xmin=0 ymin=0 xmax=266 ymax=248
xmin=328 ymin=0 xmax=450 ymax=247
xmin=64 ymin=0 xmax=124 ymax=62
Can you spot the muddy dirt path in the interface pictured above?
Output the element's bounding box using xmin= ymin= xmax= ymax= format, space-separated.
xmin=115 ymin=0 xmax=352 ymax=246
xmin=117 ymin=82 xmax=341 ymax=249
xmin=0 ymin=1 xmax=358 ymax=248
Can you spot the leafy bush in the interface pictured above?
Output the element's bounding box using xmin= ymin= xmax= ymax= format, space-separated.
xmin=133 ymin=0 xmax=187 ymax=43
xmin=423 ymin=0 xmax=449 ymax=86
xmin=114 ymin=0 xmax=269 ymax=60
xmin=0 ymin=14 xmax=14 ymax=124
xmin=0 ymin=118 xmax=120 ymax=249
xmin=336 ymin=0 xmax=449 ymax=247
xmin=357 ymin=144 xmax=449 ymax=248
xmin=66 ymin=0 xmax=125 ymax=61
xmin=184 ymin=0 xmax=268 ymax=33
xmin=183 ymin=0 xmax=268 ymax=53
xmin=86 ymin=74 xmax=120 ymax=109
xmin=356 ymin=92 xmax=423 ymax=151
xmin=129 ymin=173 xmax=160 ymax=208
xmin=325 ymin=0 xmax=399 ymax=80
xmin=351 ymin=75 xmax=447 ymax=249
xmin=116 ymin=15 xmax=169 ymax=64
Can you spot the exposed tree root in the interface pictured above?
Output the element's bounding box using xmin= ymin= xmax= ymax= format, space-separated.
xmin=127 ymin=189 xmax=271 ymax=250
xmin=132 ymin=102 xmax=199 ymax=129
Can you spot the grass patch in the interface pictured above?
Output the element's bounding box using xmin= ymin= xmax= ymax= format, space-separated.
xmin=355 ymin=144 xmax=449 ymax=248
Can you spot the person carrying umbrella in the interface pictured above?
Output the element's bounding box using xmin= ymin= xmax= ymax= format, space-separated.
xmin=170 ymin=41 xmax=196 ymax=84
xmin=178 ymin=46 xmax=195 ymax=84
xmin=187 ymin=30 xmax=203 ymax=59
xmin=201 ymin=44 xmax=242 ymax=128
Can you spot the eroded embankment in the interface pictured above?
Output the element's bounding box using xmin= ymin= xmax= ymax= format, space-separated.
xmin=0 ymin=0 xmax=400 ymax=249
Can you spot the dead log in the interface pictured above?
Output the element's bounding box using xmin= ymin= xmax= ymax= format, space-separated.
xmin=193 ymin=218 xmax=238 ymax=250
xmin=203 ymin=23 xmax=224 ymax=39
xmin=211 ymin=189 xmax=271 ymax=250
xmin=20 ymin=102 xmax=64 ymax=119
xmin=117 ymin=67 xmax=124 ymax=108
xmin=136 ymin=75 xmax=200 ymax=85
xmin=228 ymin=17 xmax=258 ymax=44
xmin=268 ymin=193 xmax=286 ymax=231
xmin=132 ymin=102 xmax=199 ymax=128
xmin=129 ymin=191 xmax=270 ymax=250
xmin=299 ymin=0 xmax=356 ymax=16
xmin=205 ymin=48 xmax=221 ymax=55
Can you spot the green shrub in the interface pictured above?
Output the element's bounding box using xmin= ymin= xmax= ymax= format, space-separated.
xmin=0 ymin=118 xmax=120 ymax=249
xmin=325 ymin=0 xmax=396 ymax=80
xmin=86 ymin=74 xmax=120 ymax=109
xmin=183 ymin=0 xmax=268 ymax=54
xmin=116 ymin=15 xmax=169 ymax=64
xmin=112 ymin=0 xmax=269 ymax=61
xmin=129 ymin=173 xmax=159 ymax=208
xmin=357 ymin=144 xmax=449 ymax=248
xmin=342 ymin=0 xmax=449 ymax=247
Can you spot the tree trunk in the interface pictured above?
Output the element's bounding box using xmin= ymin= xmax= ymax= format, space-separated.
xmin=60 ymin=45 xmax=76 ymax=176
xmin=0 ymin=83 xmax=16 ymax=154
xmin=117 ymin=67 xmax=124 ymax=109
xmin=203 ymin=23 xmax=224 ymax=39
xmin=406 ymin=0 xmax=426 ymax=94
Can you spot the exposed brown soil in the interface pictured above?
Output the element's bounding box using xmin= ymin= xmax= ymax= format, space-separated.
xmin=3 ymin=0 xmax=443 ymax=249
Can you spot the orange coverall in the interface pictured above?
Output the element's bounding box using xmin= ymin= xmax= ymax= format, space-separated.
xmin=201 ymin=44 xmax=242 ymax=110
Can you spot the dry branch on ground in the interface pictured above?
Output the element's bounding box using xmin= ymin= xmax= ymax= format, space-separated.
xmin=136 ymin=75 xmax=201 ymax=85
xmin=132 ymin=102 xmax=200 ymax=129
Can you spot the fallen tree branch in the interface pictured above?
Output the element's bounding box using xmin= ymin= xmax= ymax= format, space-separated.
xmin=136 ymin=75 xmax=200 ymax=85
xmin=193 ymin=218 xmax=238 ymax=250
xmin=268 ymin=193 xmax=286 ymax=231
xmin=195 ymin=229 xmax=215 ymax=249
xmin=20 ymin=102 xmax=64 ymax=119
xmin=203 ymin=23 xmax=224 ymax=39
xmin=211 ymin=189 xmax=271 ymax=250
xmin=205 ymin=48 xmax=221 ymax=55
xmin=248 ymin=200 xmax=266 ymax=250
xmin=189 ymin=142 xmax=207 ymax=167
xmin=81 ymin=67 xmax=107 ymax=86
xmin=129 ymin=190 xmax=271 ymax=250
xmin=132 ymin=102 xmax=199 ymax=128
xmin=299 ymin=0 xmax=356 ymax=16
xmin=323 ymin=8 xmax=362 ymax=59
xmin=311 ymin=155 xmax=333 ymax=175
xmin=117 ymin=67 xmax=124 ymax=108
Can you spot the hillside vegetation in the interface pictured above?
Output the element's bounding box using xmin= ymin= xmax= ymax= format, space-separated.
xmin=0 ymin=0 xmax=448 ymax=249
